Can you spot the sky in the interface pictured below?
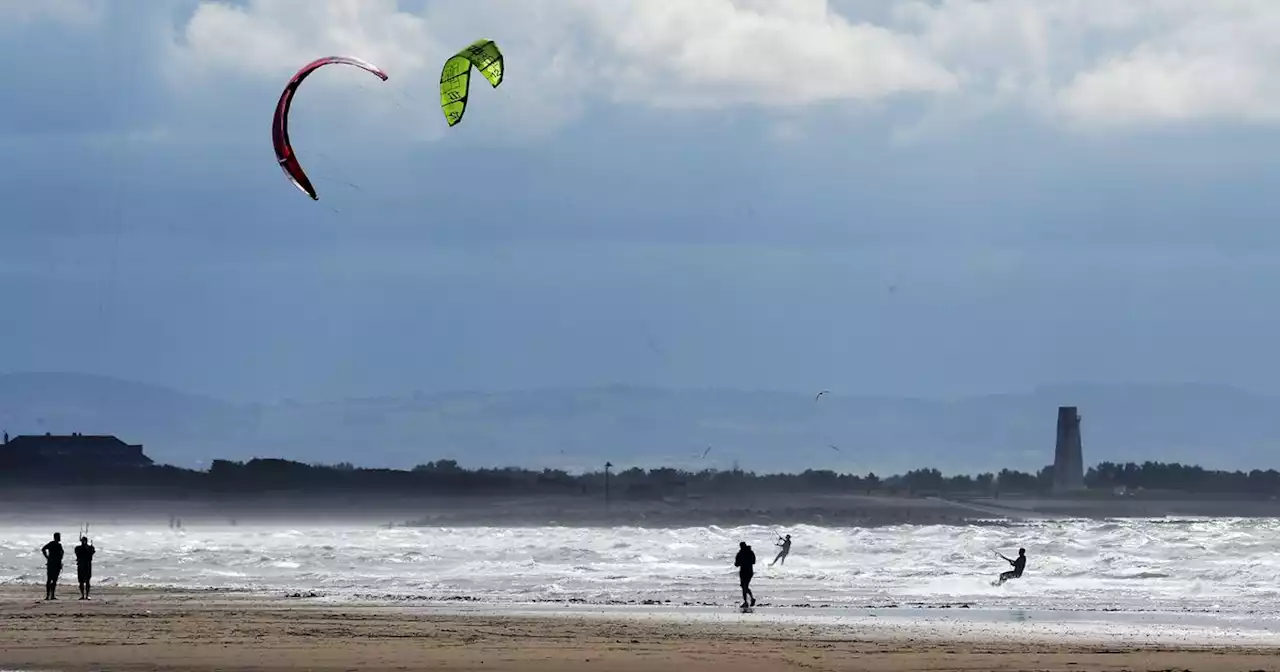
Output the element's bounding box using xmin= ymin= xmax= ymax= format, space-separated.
xmin=4 ymin=0 xmax=1280 ymax=404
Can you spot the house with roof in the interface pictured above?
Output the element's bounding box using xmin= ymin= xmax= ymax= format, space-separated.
xmin=0 ymin=432 xmax=154 ymax=470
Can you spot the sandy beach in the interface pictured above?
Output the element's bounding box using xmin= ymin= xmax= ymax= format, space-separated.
xmin=0 ymin=587 xmax=1275 ymax=671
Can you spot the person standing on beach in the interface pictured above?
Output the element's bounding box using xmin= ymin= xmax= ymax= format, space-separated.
xmin=770 ymin=534 xmax=791 ymax=567
xmin=41 ymin=533 xmax=63 ymax=601
xmin=75 ymin=536 xmax=96 ymax=600
xmin=995 ymin=548 xmax=1026 ymax=585
xmin=734 ymin=541 xmax=756 ymax=609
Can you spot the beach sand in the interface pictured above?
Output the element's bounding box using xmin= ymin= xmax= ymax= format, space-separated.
xmin=0 ymin=587 xmax=1277 ymax=671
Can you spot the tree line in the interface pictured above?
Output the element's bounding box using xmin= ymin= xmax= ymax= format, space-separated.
xmin=3 ymin=456 xmax=1280 ymax=498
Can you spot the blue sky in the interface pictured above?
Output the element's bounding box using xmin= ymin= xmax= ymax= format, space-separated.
xmin=4 ymin=0 xmax=1280 ymax=403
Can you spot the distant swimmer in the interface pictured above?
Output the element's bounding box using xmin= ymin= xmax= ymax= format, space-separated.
xmin=995 ymin=548 xmax=1027 ymax=585
xmin=734 ymin=541 xmax=756 ymax=609
xmin=770 ymin=534 xmax=791 ymax=567
xmin=41 ymin=532 xmax=63 ymax=601
xmin=75 ymin=536 xmax=96 ymax=600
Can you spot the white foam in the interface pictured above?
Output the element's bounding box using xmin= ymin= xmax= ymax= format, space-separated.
xmin=2 ymin=518 xmax=1279 ymax=617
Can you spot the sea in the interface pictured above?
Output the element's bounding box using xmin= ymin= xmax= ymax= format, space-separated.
xmin=3 ymin=517 xmax=1280 ymax=644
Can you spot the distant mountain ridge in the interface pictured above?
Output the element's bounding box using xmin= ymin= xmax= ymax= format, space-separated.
xmin=0 ymin=372 xmax=1276 ymax=474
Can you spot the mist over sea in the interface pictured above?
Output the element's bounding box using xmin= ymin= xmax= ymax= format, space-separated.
xmin=2 ymin=518 xmax=1279 ymax=615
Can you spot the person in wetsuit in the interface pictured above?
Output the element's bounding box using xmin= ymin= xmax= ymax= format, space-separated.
xmin=996 ymin=548 xmax=1026 ymax=585
xmin=734 ymin=541 xmax=756 ymax=608
xmin=41 ymin=533 xmax=63 ymax=601
xmin=75 ymin=536 xmax=96 ymax=600
xmin=770 ymin=534 xmax=791 ymax=567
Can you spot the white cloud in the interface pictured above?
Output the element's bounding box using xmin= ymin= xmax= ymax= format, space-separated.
xmin=1052 ymin=3 xmax=1280 ymax=126
xmin=895 ymin=0 xmax=1280 ymax=127
xmin=172 ymin=0 xmax=436 ymax=81
xmin=164 ymin=0 xmax=958 ymax=139
xmin=158 ymin=0 xmax=1280 ymax=136
xmin=566 ymin=0 xmax=958 ymax=107
xmin=1057 ymin=50 xmax=1279 ymax=126
xmin=164 ymin=0 xmax=589 ymax=140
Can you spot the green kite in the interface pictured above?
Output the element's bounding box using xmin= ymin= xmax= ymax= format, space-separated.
xmin=439 ymin=39 xmax=504 ymax=127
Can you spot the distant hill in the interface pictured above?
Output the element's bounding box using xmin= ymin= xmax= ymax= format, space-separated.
xmin=0 ymin=372 xmax=1277 ymax=474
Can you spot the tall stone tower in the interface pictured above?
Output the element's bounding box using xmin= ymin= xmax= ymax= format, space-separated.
xmin=1053 ymin=406 xmax=1084 ymax=492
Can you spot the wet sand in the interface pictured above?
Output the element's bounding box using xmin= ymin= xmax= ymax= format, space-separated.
xmin=0 ymin=587 xmax=1277 ymax=671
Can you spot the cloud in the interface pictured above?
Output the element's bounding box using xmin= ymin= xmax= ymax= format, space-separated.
xmin=566 ymin=0 xmax=959 ymax=108
xmin=164 ymin=0 xmax=959 ymax=139
xmin=1053 ymin=3 xmax=1280 ymax=126
xmin=164 ymin=0 xmax=583 ymax=140
xmin=157 ymin=0 xmax=1280 ymax=138
xmin=11 ymin=0 xmax=1280 ymax=144
xmin=895 ymin=0 xmax=1280 ymax=128
xmin=171 ymin=0 xmax=436 ymax=80
xmin=1057 ymin=50 xmax=1276 ymax=126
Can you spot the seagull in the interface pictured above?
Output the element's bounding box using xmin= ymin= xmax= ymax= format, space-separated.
xmin=815 ymin=390 xmax=829 ymax=401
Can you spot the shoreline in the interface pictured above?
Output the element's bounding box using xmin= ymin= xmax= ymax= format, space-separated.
xmin=8 ymin=579 xmax=1279 ymax=623
xmin=1 ymin=588 xmax=1278 ymax=671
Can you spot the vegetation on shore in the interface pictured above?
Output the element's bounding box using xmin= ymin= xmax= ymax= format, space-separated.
xmin=3 ymin=457 xmax=1279 ymax=499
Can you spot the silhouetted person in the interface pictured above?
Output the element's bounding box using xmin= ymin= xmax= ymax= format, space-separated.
xmin=996 ymin=548 xmax=1027 ymax=585
xmin=771 ymin=534 xmax=791 ymax=567
xmin=75 ymin=536 xmax=95 ymax=600
xmin=734 ymin=541 xmax=756 ymax=609
xmin=41 ymin=533 xmax=63 ymax=600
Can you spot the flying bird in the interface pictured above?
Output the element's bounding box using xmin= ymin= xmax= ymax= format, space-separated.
xmin=815 ymin=390 xmax=829 ymax=401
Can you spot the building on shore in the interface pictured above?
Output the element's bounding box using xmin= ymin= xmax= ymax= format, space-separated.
xmin=0 ymin=432 xmax=154 ymax=470
xmin=1052 ymin=406 xmax=1085 ymax=492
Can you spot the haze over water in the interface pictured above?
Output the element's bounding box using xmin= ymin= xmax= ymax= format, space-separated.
xmin=3 ymin=518 xmax=1278 ymax=615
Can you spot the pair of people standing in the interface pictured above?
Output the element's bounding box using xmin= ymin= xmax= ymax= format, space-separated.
xmin=40 ymin=532 xmax=95 ymax=600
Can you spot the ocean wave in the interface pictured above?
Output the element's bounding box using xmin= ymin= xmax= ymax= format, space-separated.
xmin=2 ymin=518 xmax=1279 ymax=614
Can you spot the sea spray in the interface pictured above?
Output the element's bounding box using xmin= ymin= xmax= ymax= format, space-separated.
xmin=1 ymin=518 xmax=1279 ymax=614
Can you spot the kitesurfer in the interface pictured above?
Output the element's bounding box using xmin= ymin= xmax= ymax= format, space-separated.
xmin=734 ymin=541 xmax=756 ymax=609
xmin=770 ymin=534 xmax=791 ymax=567
xmin=995 ymin=548 xmax=1026 ymax=585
